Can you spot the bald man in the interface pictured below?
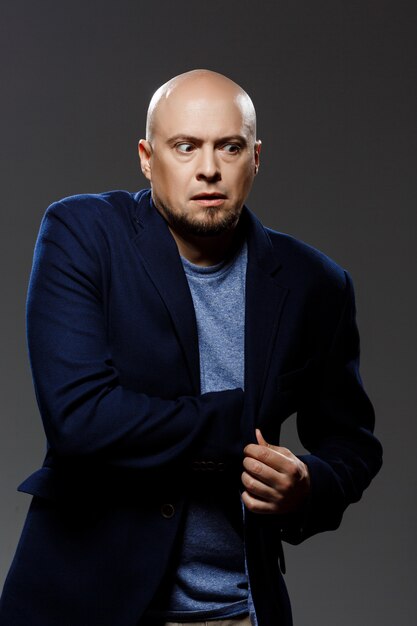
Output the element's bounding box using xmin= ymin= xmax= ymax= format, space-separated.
xmin=0 ymin=70 xmax=382 ymax=626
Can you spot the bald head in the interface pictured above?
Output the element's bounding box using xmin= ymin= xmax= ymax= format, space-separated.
xmin=146 ymin=69 xmax=257 ymax=144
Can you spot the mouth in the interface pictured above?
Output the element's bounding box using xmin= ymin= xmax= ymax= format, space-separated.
xmin=190 ymin=192 xmax=227 ymax=207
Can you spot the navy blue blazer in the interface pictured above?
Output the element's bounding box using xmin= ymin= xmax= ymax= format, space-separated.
xmin=0 ymin=189 xmax=382 ymax=626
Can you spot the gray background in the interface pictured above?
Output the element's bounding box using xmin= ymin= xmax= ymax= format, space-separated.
xmin=1 ymin=1 xmax=416 ymax=624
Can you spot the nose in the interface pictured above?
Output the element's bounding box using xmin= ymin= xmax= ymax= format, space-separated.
xmin=195 ymin=146 xmax=221 ymax=182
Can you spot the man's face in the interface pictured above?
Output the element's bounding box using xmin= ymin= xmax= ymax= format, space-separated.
xmin=139 ymin=89 xmax=261 ymax=237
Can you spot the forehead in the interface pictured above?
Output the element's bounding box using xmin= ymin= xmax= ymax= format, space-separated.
xmin=154 ymin=92 xmax=251 ymax=140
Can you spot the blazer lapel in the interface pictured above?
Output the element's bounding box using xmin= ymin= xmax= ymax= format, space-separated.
xmin=131 ymin=191 xmax=200 ymax=394
xmin=243 ymin=209 xmax=289 ymax=439
xmin=130 ymin=193 xmax=289 ymax=423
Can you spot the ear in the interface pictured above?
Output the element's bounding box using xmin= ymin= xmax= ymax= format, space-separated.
xmin=138 ymin=139 xmax=152 ymax=181
xmin=254 ymin=139 xmax=262 ymax=175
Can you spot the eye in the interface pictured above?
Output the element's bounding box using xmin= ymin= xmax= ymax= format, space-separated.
xmin=221 ymin=143 xmax=241 ymax=154
xmin=175 ymin=142 xmax=194 ymax=153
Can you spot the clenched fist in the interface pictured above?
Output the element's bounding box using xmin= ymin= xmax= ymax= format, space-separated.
xmin=241 ymin=429 xmax=311 ymax=514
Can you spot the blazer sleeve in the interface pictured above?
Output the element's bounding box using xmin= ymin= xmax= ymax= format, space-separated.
xmin=26 ymin=202 xmax=244 ymax=473
xmin=279 ymin=270 xmax=383 ymax=544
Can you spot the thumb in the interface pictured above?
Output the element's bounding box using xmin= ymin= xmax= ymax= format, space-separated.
xmin=256 ymin=429 xmax=283 ymax=454
xmin=255 ymin=429 xmax=269 ymax=446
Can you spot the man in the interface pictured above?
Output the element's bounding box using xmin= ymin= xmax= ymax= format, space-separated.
xmin=0 ymin=70 xmax=382 ymax=626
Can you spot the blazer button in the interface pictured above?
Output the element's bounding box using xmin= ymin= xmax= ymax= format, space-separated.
xmin=161 ymin=503 xmax=175 ymax=519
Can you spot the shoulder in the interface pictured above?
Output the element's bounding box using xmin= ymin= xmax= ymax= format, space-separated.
xmin=33 ymin=190 xmax=150 ymax=268
xmin=44 ymin=189 xmax=140 ymax=225
xmin=261 ymin=226 xmax=357 ymax=340
xmin=265 ymin=226 xmax=348 ymax=294
xmin=38 ymin=189 xmax=150 ymax=247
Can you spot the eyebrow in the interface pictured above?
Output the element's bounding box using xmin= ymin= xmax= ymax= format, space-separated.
xmin=166 ymin=134 xmax=248 ymax=147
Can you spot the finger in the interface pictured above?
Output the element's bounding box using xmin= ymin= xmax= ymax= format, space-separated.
xmin=241 ymin=490 xmax=280 ymax=515
xmin=242 ymin=456 xmax=287 ymax=490
xmin=241 ymin=470 xmax=284 ymax=502
xmin=244 ymin=443 xmax=296 ymax=474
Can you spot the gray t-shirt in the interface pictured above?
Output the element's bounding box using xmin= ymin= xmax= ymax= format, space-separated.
xmin=161 ymin=241 xmax=249 ymax=622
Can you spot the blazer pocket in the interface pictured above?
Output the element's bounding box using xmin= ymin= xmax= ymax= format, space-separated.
xmin=275 ymin=358 xmax=315 ymax=393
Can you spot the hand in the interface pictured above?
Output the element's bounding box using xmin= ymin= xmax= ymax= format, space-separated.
xmin=241 ymin=429 xmax=311 ymax=514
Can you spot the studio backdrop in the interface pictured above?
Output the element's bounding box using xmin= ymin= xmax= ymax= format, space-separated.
xmin=1 ymin=2 xmax=416 ymax=625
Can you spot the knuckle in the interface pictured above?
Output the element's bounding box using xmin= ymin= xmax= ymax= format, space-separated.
xmin=281 ymin=477 xmax=292 ymax=494
xmin=247 ymin=476 xmax=257 ymax=491
xmin=252 ymin=461 xmax=263 ymax=475
xmin=258 ymin=447 xmax=270 ymax=463
xmin=294 ymin=464 xmax=302 ymax=477
xmin=245 ymin=458 xmax=262 ymax=475
xmin=272 ymin=477 xmax=282 ymax=492
xmin=287 ymin=458 xmax=300 ymax=478
xmin=288 ymin=465 xmax=298 ymax=480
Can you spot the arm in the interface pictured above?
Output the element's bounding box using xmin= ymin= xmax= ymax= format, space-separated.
xmin=26 ymin=202 xmax=244 ymax=473
xmin=242 ymin=271 xmax=382 ymax=542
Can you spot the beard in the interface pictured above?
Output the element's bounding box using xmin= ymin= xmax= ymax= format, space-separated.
xmin=156 ymin=200 xmax=242 ymax=237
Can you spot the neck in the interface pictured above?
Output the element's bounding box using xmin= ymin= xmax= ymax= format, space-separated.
xmin=168 ymin=222 xmax=245 ymax=267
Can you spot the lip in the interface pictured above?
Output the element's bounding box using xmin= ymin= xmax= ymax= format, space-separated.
xmin=190 ymin=193 xmax=227 ymax=207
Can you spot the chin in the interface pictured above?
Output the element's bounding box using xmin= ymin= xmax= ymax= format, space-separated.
xmin=159 ymin=201 xmax=241 ymax=238
xmin=183 ymin=210 xmax=241 ymax=237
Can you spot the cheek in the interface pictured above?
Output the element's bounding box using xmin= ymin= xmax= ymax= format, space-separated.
xmin=234 ymin=165 xmax=254 ymax=193
xmin=151 ymin=165 xmax=175 ymax=197
xmin=156 ymin=162 xmax=189 ymax=194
